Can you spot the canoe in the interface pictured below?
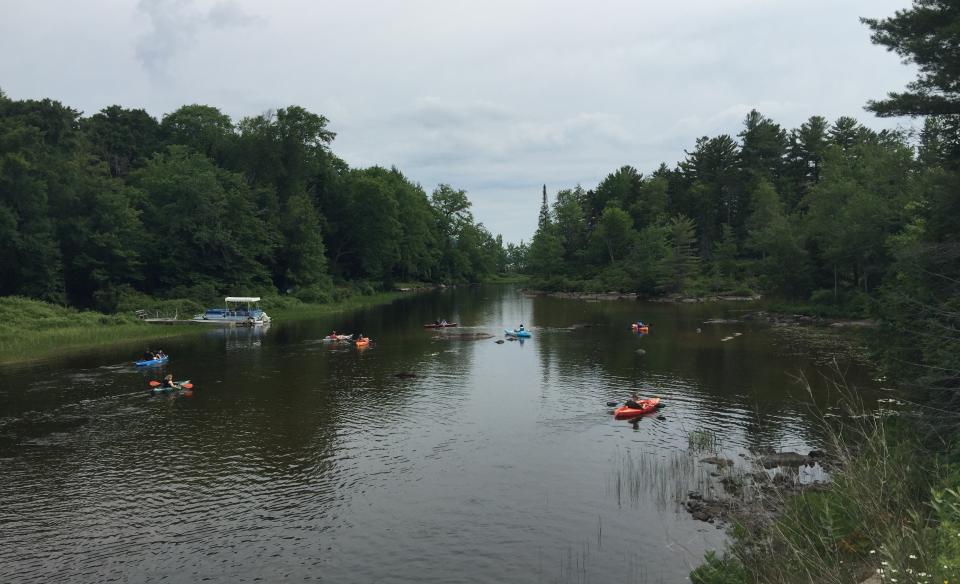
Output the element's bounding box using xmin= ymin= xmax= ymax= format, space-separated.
xmin=423 ymin=322 xmax=458 ymax=328
xmin=504 ymin=329 xmax=531 ymax=338
xmin=135 ymin=355 xmax=169 ymax=367
xmin=151 ymin=380 xmax=191 ymax=394
xmin=613 ymin=397 xmax=661 ymax=419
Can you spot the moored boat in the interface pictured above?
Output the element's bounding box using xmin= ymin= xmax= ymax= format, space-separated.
xmin=192 ymin=297 xmax=271 ymax=326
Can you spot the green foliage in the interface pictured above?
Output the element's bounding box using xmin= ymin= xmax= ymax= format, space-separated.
xmin=689 ymin=551 xmax=747 ymax=584
xmin=863 ymin=0 xmax=960 ymax=116
xmin=660 ymin=215 xmax=700 ymax=293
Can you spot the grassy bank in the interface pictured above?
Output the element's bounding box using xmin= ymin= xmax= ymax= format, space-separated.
xmin=0 ymin=297 xmax=199 ymax=365
xmin=263 ymin=290 xmax=414 ymax=320
xmin=690 ymin=392 xmax=960 ymax=584
xmin=0 ymin=290 xmax=417 ymax=365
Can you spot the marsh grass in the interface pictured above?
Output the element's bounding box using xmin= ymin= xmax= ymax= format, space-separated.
xmin=0 ymin=296 xmax=197 ymax=363
xmin=693 ymin=379 xmax=960 ymax=584
xmin=609 ymin=446 xmax=717 ymax=511
xmin=688 ymin=429 xmax=720 ymax=454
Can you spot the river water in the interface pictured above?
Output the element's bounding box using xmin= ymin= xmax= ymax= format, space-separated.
xmin=0 ymin=286 xmax=883 ymax=583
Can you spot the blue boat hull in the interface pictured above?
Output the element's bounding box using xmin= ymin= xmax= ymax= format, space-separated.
xmin=504 ymin=329 xmax=531 ymax=338
xmin=135 ymin=356 xmax=169 ymax=367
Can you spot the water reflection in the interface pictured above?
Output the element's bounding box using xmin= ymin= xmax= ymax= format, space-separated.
xmin=0 ymin=286 xmax=882 ymax=583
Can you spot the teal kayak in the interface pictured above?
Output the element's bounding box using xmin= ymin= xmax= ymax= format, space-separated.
xmin=504 ymin=329 xmax=531 ymax=338
xmin=151 ymin=380 xmax=191 ymax=394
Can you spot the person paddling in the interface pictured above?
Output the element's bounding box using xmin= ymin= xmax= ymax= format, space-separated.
xmin=625 ymin=392 xmax=643 ymax=409
xmin=162 ymin=374 xmax=180 ymax=390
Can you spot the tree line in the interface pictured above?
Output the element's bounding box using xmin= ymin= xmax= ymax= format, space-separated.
xmin=0 ymin=95 xmax=508 ymax=311
xmin=526 ymin=105 xmax=958 ymax=396
xmin=526 ymin=110 xmax=930 ymax=305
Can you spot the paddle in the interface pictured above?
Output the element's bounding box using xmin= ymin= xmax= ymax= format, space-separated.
xmin=149 ymin=380 xmax=193 ymax=389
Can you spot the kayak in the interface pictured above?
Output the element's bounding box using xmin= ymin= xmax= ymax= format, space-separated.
xmin=504 ymin=329 xmax=531 ymax=338
xmin=322 ymin=334 xmax=353 ymax=342
xmin=355 ymin=338 xmax=370 ymax=347
xmin=631 ymin=324 xmax=650 ymax=333
xmin=135 ymin=355 xmax=169 ymax=367
xmin=423 ymin=322 xmax=458 ymax=328
xmin=613 ymin=397 xmax=661 ymax=419
xmin=151 ymin=380 xmax=191 ymax=394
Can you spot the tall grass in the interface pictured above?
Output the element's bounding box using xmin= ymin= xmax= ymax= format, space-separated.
xmin=0 ymin=296 xmax=197 ymax=364
xmin=691 ymin=381 xmax=960 ymax=584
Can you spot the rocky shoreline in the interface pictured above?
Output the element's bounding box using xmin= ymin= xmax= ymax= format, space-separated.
xmin=742 ymin=311 xmax=878 ymax=328
xmin=683 ymin=449 xmax=830 ymax=526
xmin=524 ymin=289 xmax=763 ymax=303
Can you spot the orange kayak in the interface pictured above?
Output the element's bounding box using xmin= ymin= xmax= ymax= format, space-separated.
xmin=355 ymin=338 xmax=370 ymax=347
xmin=613 ymin=397 xmax=661 ymax=419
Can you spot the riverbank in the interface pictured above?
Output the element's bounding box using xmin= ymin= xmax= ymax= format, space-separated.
xmin=688 ymin=391 xmax=960 ymax=584
xmin=0 ymin=290 xmax=418 ymax=365
xmin=525 ymin=289 xmax=763 ymax=303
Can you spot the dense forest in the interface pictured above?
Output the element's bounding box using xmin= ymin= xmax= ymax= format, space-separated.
xmin=0 ymin=95 xmax=514 ymax=311
xmin=523 ymin=3 xmax=960 ymax=399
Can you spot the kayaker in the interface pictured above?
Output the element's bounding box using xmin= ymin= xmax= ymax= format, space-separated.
xmin=162 ymin=374 xmax=180 ymax=390
xmin=625 ymin=392 xmax=642 ymax=409
xmin=143 ymin=348 xmax=154 ymax=360
xmin=518 ymin=323 xmax=525 ymax=332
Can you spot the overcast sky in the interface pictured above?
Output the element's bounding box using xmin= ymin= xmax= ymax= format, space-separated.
xmin=1 ymin=0 xmax=918 ymax=243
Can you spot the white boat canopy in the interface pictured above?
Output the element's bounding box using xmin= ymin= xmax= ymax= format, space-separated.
xmin=225 ymin=297 xmax=261 ymax=303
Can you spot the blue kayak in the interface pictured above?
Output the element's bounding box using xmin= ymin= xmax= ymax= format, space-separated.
xmin=504 ymin=329 xmax=531 ymax=338
xmin=135 ymin=355 xmax=169 ymax=367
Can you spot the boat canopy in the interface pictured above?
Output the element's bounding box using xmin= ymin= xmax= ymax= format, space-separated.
xmin=225 ymin=297 xmax=261 ymax=303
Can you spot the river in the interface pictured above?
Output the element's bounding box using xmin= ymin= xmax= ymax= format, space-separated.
xmin=0 ymin=285 xmax=883 ymax=583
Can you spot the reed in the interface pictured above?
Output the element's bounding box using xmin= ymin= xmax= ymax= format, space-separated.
xmin=690 ymin=380 xmax=960 ymax=584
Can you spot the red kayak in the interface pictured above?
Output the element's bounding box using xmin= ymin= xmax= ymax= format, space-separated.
xmin=613 ymin=397 xmax=661 ymax=419
xmin=423 ymin=322 xmax=458 ymax=328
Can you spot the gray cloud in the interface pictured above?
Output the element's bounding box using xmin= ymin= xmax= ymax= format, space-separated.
xmin=135 ymin=0 xmax=259 ymax=76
